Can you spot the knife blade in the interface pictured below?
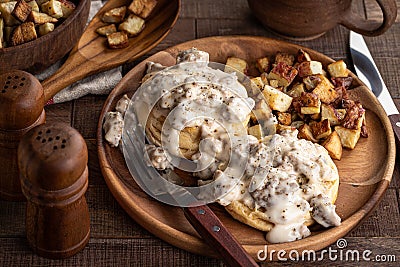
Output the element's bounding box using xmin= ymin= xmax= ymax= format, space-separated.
xmin=349 ymin=31 xmax=400 ymax=147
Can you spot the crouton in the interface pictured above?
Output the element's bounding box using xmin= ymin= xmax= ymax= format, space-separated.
xmin=322 ymin=131 xmax=342 ymax=160
xmin=96 ymin=24 xmax=117 ymax=36
xmin=118 ymin=14 xmax=145 ymax=37
xmin=128 ymin=0 xmax=157 ymax=19
xmin=102 ymin=6 xmax=126 ymax=24
xmin=12 ymin=0 xmax=32 ymax=22
xmin=262 ymin=85 xmax=293 ymax=112
xmin=107 ymin=31 xmax=128 ymax=49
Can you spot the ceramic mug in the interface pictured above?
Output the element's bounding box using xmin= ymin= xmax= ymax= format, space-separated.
xmin=247 ymin=0 xmax=397 ymax=40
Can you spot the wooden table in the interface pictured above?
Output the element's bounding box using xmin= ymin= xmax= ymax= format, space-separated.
xmin=1 ymin=0 xmax=399 ymax=266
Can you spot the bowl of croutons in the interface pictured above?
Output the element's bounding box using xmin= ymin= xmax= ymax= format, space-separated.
xmin=0 ymin=0 xmax=90 ymax=74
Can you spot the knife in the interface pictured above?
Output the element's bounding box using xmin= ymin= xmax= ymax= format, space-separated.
xmin=349 ymin=31 xmax=400 ymax=148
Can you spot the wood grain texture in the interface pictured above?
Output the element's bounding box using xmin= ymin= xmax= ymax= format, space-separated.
xmin=97 ymin=36 xmax=396 ymax=261
xmin=41 ymin=0 xmax=180 ymax=102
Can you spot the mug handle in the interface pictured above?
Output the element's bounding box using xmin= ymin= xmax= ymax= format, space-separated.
xmin=340 ymin=0 xmax=397 ymax=36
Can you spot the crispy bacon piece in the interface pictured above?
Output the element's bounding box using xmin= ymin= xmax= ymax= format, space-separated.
xmin=341 ymin=99 xmax=365 ymax=129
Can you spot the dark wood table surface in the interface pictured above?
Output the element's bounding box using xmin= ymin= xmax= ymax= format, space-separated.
xmin=1 ymin=0 xmax=399 ymax=266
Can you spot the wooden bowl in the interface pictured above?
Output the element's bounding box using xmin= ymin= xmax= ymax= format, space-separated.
xmin=0 ymin=0 xmax=90 ymax=74
xmin=97 ymin=36 xmax=396 ymax=261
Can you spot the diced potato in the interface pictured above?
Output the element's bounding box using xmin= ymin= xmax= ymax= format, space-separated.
xmin=0 ymin=2 xmax=19 ymax=26
xmin=276 ymin=112 xmax=291 ymax=126
xmin=303 ymin=75 xmax=321 ymax=90
xmin=248 ymin=77 xmax=264 ymax=95
xmin=118 ymin=14 xmax=145 ymax=36
xmin=268 ymin=79 xmax=279 ymax=88
xmin=297 ymin=92 xmax=321 ymax=115
xmin=297 ymin=61 xmax=323 ymax=77
xmin=296 ymin=49 xmax=311 ymax=63
xmin=248 ymin=124 xmax=263 ymax=139
xmin=10 ymin=21 xmax=36 ymax=45
xmin=256 ymin=56 xmax=270 ymax=73
xmin=28 ymin=10 xmax=58 ymax=24
xmin=321 ymin=103 xmax=342 ymax=126
xmin=327 ymin=60 xmax=348 ymax=78
xmin=267 ymin=62 xmax=298 ymax=88
xmin=290 ymin=120 xmax=304 ymax=129
xmin=102 ymin=6 xmax=126 ymax=24
xmin=38 ymin=22 xmax=54 ymax=36
xmin=262 ymin=85 xmax=293 ymax=112
xmin=58 ymin=0 xmax=76 ymax=18
xmin=252 ymin=100 xmax=272 ymax=122
xmin=312 ymin=74 xmax=337 ymax=104
xmin=310 ymin=119 xmax=332 ymax=139
xmin=322 ymin=131 xmax=342 ymax=160
xmin=277 ymin=124 xmax=294 ymax=133
xmin=128 ymin=0 xmax=157 ymax=19
xmin=41 ymin=0 xmax=63 ymax=19
xmin=287 ymin=82 xmax=305 ymax=98
xmin=335 ymin=126 xmax=361 ymax=149
xmin=26 ymin=0 xmax=39 ymax=12
xmin=107 ymin=31 xmax=128 ymax=49
xmin=12 ymin=0 xmax=32 ymax=22
xmin=298 ymin=124 xmax=318 ymax=143
xmin=275 ymin=52 xmax=295 ymax=66
xmin=96 ymin=24 xmax=117 ymax=36
xmin=224 ymin=56 xmax=248 ymax=76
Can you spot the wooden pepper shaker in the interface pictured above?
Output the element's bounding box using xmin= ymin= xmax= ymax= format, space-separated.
xmin=0 ymin=70 xmax=45 ymax=201
xmin=18 ymin=122 xmax=90 ymax=259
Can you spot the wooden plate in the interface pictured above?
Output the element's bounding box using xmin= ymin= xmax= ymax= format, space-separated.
xmin=97 ymin=36 xmax=396 ymax=261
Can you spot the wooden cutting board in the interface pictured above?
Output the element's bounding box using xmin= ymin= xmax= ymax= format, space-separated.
xmin=97 ymin=36 xmax=396 ymax=261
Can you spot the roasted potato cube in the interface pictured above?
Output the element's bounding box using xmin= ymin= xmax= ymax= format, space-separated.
xmin=297 ymin=61 xmax=323 ymax=77
xmin=58 ymin=0 xmax=76 ymax=18
xmin=322 ymin=131 xmax=342 ymax=160
xmin=287 ymin=82 xmax=305 ymax=97
xmin=296 ymin=92 xmax=321 ymax=114
xmin=38 ymin=22 xmax=54 ymax=36
xmin=28 ymin=10 xmax=58 ymax=24
xmin=248 ymin=77 xmax=264 ymax=95
xmin=290 ymin=120 xmax=305 ymax=129
xmin=262 ymin=85 xmax=293 ymax=112
xmin=267 ymin=62 xmax=298 ymax=88
xmin=312 ymin=74 xmax=337 ymax=104
xmin=107 ymin=31 xmax=129 ymax=49
xmin=310 ymin=119 xmax=332 ymax=139
xmin=252 ymin=100 xmax=272 ymax=122
xmin=96 ymin=24 xmax=117 ymax=36
xmin=268 ymin=79 xmax=279 ymax=88
xmin=256 ymin=57 xmax=270 ymax=73
xmin=10 ymin=21 xmax=36 ymax=45
xmin=275 ymin=52 xmax=295 ymax=66
xmin=0 ymin=2 xmax=20 ymax=26
xmin=276 ymin=112 xmax=291 ymax=126
xmin=225 ymin=57 xmax=248 ymax=76
xmin=128 ymin=0 xmax=157 ymax=19
xmin=298 ymin=124 xmax=318 ymax=143
xmin=26 ymin=0 xmax=39 ymax=12
xmin=118 ymin=14 xmax=145 ymax=37
xmin=321 ymin=103 xmax=344 ymax=126
xmin=248 ymin=124 xmax=263 ymax=139
xmin=335 ymin=126 xmax=361 ymax=149
xmin=327 ymin=60 xmax=348 ymax=78
xmin=102 ymin=6 xmax=126 ymax=24
xmin=12 ymin=0 xmax=32 ymax=22
xmin=277 ymin=124 xmax=295 ymax=133
xmin=41 ymin=0 xmax=63 ymax=19
xmin=296 ymin=49 xmax=312 ymax=63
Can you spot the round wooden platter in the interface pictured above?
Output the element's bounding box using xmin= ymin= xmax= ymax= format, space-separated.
xmin=97 ymin=36 xmax=396 ymax=261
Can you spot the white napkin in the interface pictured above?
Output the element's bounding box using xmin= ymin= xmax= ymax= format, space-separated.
xmin=36 ymin=0 xmax=122 ymax=104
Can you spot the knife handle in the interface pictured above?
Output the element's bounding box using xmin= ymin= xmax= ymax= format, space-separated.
xmin=183 ymin=205 xmax=259 ymax=267
xmin=388 ymin=114 xmax=400 ymax=151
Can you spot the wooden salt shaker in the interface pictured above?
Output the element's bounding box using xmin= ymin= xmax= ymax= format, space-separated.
xmin=0 ymin=70 xmax=45 ymax=201
xmin=18 ymin=122 xmax=90 ymax=259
